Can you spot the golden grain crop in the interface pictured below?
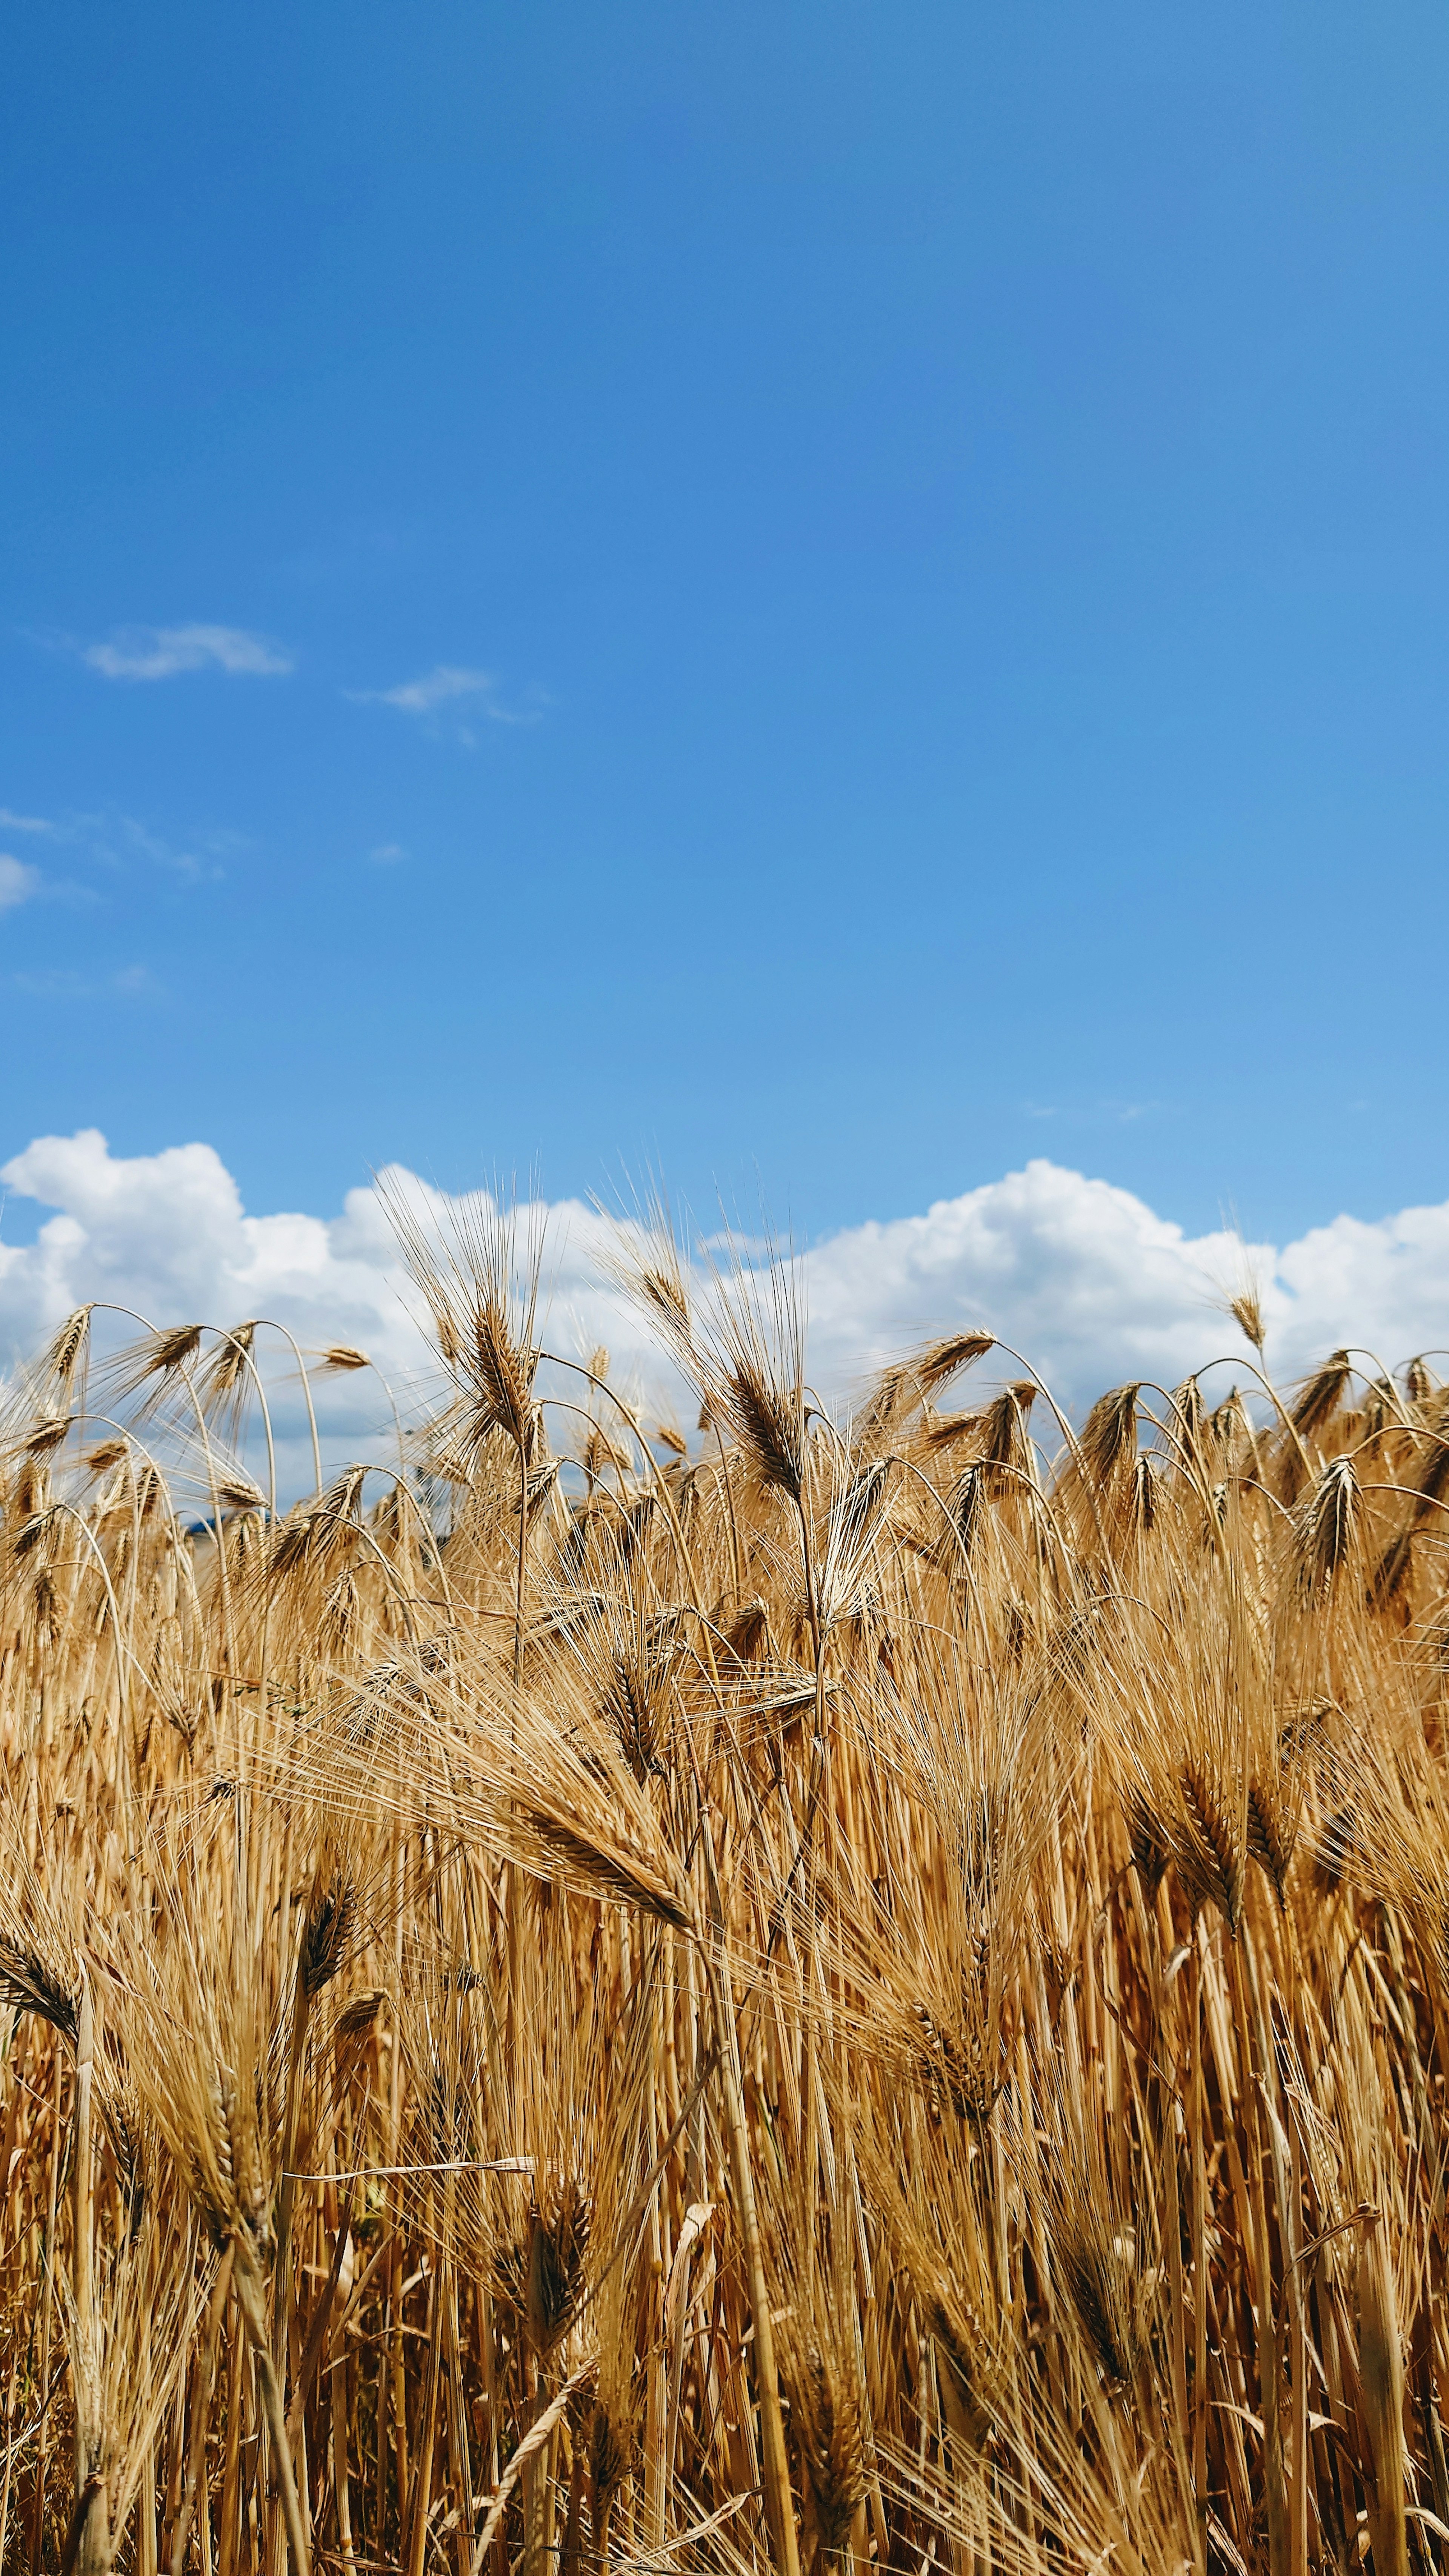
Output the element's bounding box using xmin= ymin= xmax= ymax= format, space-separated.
xmin=0 ymin=1220 xmax=1444 ymax=2576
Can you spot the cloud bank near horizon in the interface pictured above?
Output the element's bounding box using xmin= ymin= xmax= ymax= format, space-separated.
xmin=1 ymin=1130 xmax=1445 ymax=1481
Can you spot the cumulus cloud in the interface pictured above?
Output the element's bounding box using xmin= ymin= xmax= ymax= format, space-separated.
xmin=0 ymin=856 xmax=40 ymax=912
xmin=0 ymin=1131 xmax=1445 ymax=1493
xmin=83 ymin=624 xmax=294 ymax=681
xmin=0 ymin=1134 xmax=615 ymax=1469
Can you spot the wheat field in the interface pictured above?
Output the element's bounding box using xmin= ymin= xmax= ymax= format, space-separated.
xmin=0 ymin=1204 xmax=1444 ymax=2576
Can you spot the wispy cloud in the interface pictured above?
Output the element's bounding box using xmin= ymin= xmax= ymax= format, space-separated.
xmin=3 ymin=806 xmax=234 ymax=893
xmin=9 ymin=969 xmax=88 ymax=1000
xmin=112 ymin=815 xmax=226 ymax=882
xmin=0 ymin=856 xmax=40 ymax=913
xmin=348 ymin=664 xmax=544 ymax=740
xmin=112 ymin=963 xmax=166 ymax=1000
xmin=369 ymin=841 xmax=408 ymax=865
xmin=9 ymin=963 xmax=165 ymax=1003
xmin=355 ymin=664 xmax=496 ymax=715
xmin=82 ymin=624 xmax=294 ymax=682
xmin=1021 ymin=1095 xmax=1163 ymax=1128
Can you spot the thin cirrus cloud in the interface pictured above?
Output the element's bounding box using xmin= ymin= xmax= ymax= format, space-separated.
xmin=347 ymin=665 xmax=543 ymax=736
xmin=82 ymin=623 xmax=294 ymax=682
xmin=0 ymin=856 xmax=40 ymax=912
xmin=2 ymin=1129 xmax=1447 ymax=1499
xmin=9 ymin=965 xmax=160 ymax=1003
xmin=0 ymin=806 xmax=228 ymax=900
xmin=360 ymin=664 xmax=497 ymax=715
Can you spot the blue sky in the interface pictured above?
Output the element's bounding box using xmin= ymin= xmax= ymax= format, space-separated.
xmin=4 ymin=3 xmax=1449 ymax=1250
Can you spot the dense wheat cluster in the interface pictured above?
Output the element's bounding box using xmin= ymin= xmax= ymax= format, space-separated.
xmin=0 ymin=1209 xmax=1446 ymax=2576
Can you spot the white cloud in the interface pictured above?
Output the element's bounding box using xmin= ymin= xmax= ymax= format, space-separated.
xmin=369 ymin=841 xmax=408 ymax=865
xmin=0 ymin=1132 xmax=1445 ymax=1495
xmin=0 ymin=807 xmax=224 ymax=888
xmin=349 ymin=667 xmax=544 ymax=735
xmin=0 ymin=856 xmax=40 ymax=912
xmin=355 ymin=665 xmax=497 ymax=716
xmin=83 ymin=624 xmax=294 ymax=682
xmin=112 ymin=814 xmax=223 ymax=881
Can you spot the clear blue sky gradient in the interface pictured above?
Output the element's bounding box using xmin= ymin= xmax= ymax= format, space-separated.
xmin=4 ymin=5 xmax=1448 ymax=1245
